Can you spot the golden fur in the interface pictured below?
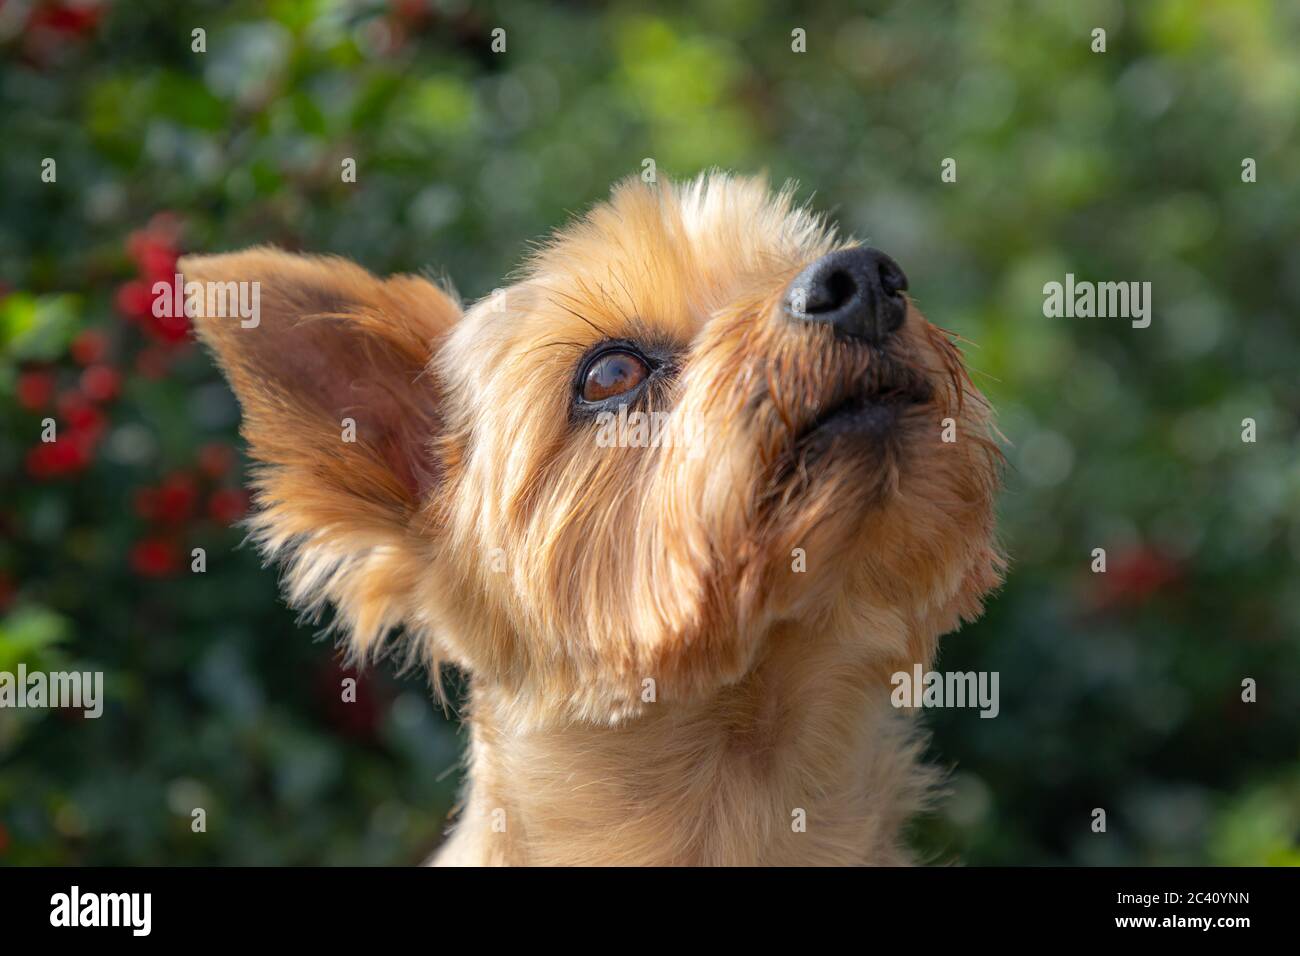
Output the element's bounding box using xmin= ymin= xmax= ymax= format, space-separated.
xmin=181 ymin=172 xmax=1003 ymax=866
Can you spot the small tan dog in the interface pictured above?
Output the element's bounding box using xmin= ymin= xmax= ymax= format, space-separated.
xmin=183 ymin=173 xmax=1002 ymax=866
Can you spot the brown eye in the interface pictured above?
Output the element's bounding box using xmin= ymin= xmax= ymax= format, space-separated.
xmin=581 ymin=350 xmax=650 ymax=403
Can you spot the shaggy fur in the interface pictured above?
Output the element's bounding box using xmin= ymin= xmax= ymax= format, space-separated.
xmin=182 ymin=172 xmax=1003 ymax=866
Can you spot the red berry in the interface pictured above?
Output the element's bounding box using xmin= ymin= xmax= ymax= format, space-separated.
xmin=24 ymin=438 xmax=90 ymax=478
xmin=156 ymin=473 xmax=198 ymax=524
xmin=30 ymin=2 xmax=104 ymax=36
xmin=208 ymin=488 xmax=249 ymax=526
xmin=129 ymin=538 xmax=180 ymax=577
xmin=198 ymin=442 xmax=236 ymax=479
xmin=1090 ymin=546 xmax=1182 ymax=610
xmin=80 ymin=365 xmax=120 ymax=403
xmin=115 ymin=280 xmax=153 ymax=319
xmin=70 ymin=329 xmax=108 ymax=365
xmin=16 ymin=370 xmax=55 ymax=411
xmin=60 ymin=397 xmax=103 ymax=434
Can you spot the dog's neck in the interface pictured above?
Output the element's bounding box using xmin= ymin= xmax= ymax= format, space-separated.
xmin=432 ymin=618 xmax=934 ymax=866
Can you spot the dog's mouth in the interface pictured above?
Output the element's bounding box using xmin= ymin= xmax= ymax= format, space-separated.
xmin=798 ymin=374 xmax=933 ymax=443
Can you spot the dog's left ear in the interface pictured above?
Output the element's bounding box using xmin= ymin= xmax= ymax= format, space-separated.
xmin=179 ymin=247 xmax=460 ymax=655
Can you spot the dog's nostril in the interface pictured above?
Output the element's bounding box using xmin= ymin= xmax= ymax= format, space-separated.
xmin=808 ymin=268 xmax=857 ymax=314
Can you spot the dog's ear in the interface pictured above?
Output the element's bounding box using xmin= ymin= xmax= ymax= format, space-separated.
xmin=179 ymin=247 xmax=460 ymax=656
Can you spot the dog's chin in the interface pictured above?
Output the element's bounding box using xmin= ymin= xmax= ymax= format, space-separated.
xmin=759 ymin=380 xmax=934 ymax=547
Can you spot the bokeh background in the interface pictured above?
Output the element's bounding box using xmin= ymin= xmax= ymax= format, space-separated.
xmin=2 ymin=0 xmax=1297 ymax=865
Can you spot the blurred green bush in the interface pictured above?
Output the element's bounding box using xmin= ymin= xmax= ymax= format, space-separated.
xmin=1 ymin=0 xmax=1296 ymax=865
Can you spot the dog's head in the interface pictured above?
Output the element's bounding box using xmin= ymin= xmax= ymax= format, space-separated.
xmin=184 ymin=173 xmax=1002 ymax=726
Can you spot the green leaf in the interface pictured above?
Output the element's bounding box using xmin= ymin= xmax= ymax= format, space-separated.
xmin=0 ymin=606 xmax=72 ymax=672
xmin=0 ymin=294 xmax=82 ymax=363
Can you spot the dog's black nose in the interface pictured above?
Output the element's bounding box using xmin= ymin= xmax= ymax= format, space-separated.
xmin=784 ymin=247 xmax=909 ymax=343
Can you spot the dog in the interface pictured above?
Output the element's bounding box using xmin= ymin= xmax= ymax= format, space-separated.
xmin=181 ymin=172 xmax=1003 ymax=865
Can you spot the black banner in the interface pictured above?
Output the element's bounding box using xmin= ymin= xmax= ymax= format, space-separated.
xmin=0 ymin=866 xmax=1286 ymax=941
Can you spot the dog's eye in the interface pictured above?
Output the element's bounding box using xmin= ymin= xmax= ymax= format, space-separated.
xmin=580 ymin=350 xmax=649 ymax=403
